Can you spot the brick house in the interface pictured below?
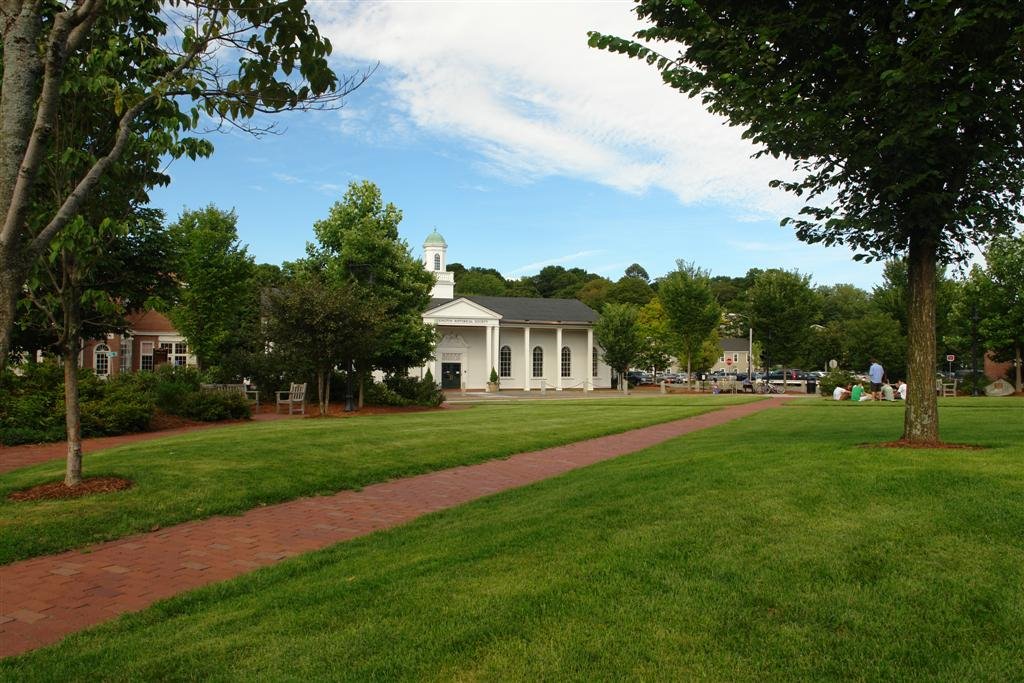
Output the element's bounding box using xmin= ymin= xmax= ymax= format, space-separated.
xmin=80 ymin=310 xmax=195 ymax=377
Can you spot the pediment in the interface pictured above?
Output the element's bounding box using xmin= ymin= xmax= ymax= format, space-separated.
xmin=423 ymin=297 xmax=501 ymax=321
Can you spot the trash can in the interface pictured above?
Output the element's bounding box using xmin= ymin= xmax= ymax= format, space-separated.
xmin=806 ymin=379 xmax=817 ymax=394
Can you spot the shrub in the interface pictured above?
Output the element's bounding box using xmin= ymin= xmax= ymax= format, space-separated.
xmin=178 ymin=391 xmax=251 ymax=421
xmin=819 ymin=369 xmax=857 ymax=397
xmin=385 ymin=374 xmax=445 ymax=407
xmin=81 ymin=393 xmax=155 ymax=436
xmin=363 ymin=381 xmax=410 ymax=407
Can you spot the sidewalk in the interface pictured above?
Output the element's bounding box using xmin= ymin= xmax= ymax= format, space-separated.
xmin=0 ymin=396 xmax=787 ymax=658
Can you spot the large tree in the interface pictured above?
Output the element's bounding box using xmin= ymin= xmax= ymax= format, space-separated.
xmin=310 ymin=181 xmax=436 ymax=405
xmin=745 ymin=269 xmax=818 ymax=375
xmin=0 ymin=0 xmax=366 ymax=369
xmin=22 ymin=210 xmax=175 ymax=485
xmin=658 ymin=262 xmax=720 ymax=389
xmin=264 ymin=269 xmax=383 ymax=416
xmin=167 ymin=206 xmax=256 ymax=372
xmin=594 ymin=303 xmax=643 ymax=395
xmin=591 ymin=2 xmax=1024 ymax=442
xmin=977 ymin=234 xmax=1024 ymax=391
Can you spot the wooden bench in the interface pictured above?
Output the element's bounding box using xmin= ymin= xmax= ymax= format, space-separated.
xmin=276 ymin=382 xmax=307 ymax=415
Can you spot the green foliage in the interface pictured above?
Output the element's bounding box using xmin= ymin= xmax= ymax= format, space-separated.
xmin=608 ymin=276 xmax=654 ymax=306
xmin=636 ymin=299 xmax=675 ymax=374
xmin=746 ymin=269 xmax=819 ymax=369
xmin=177 ymin=392 xmax=251 ymax=422
xmin=591 ymin=3 xmax=1024 ymax=263
xmin=455 ymin=269 xmax=508 ymax=296
xmin=263 ymin=266 xmax=385 ymax=413
xmin=489 ymin=367 xmax=499 ymax=385
xmin=658 ymin=262 xmax=721 ymax=378
xmin=167 ymin=206 xmax=257 ymax=370
xmin=309 ymin=181 xmax=436 ymax=377
xmin=364 ymin=375 xmax=446 ymax=408
xmin=80 ymin=392 xmax=155 ymax=436
xmin=977 ymin=235 xmax=1024 ymax=371
xmin=595 ymin=303 xmax=644 ymax=375
xmin=0 ymin=361 xmax=251 ymax=445
xmin=2 ymin=363 xmax=85 ymax=444
xmin=819 ymin=369 xmax=857 ymax=398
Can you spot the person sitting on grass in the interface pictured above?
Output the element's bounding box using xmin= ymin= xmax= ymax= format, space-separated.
xmin=850 ymin=383 xmax=864 ymax=401
xmin=897 ymin=380 xmax=907 ymax=400
xmin=833 ymin=384 xmax=851 ymax=401
xmin=881 ymin=382 xmax=895 ymax=401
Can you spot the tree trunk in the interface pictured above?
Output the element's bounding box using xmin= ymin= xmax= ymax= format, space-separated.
xmin=686 ymin=354 xmax=692 ymax=392
xmin=323 ymin=374 xmax=331 ymax=415
xmin=0 ymin=258 xmax=22 ymax=370
xmin=357 ymin=375 xmax=364 ymax=410
xmin=63 ymin=344 xmax=84 ymax=486
xmin=621 ymin=367 xmax=628 ymax=396
xmin=902 ymin=233 xmax=940 ymax=442
xmin=1015 ymin=344 xmax=1022 ymax=394
xmin=317 ymin=370 xmax=327 ymax=415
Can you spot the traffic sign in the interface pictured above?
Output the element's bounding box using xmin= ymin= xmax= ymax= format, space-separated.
xmin=946 ymin=354 xmax=956 ymax=362
xmin=725 ymin=357 xmax=733 ymax=366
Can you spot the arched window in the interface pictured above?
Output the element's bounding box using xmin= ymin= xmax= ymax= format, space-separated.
xmin=592 ymin=347 xmax=599 ymax=378
xmin=94 ymin=343 xmax=110 ymax=377
xmin=561 ymin=346 xmax=572 ymax=378
xmin=433 ymin=253 xmax=441 ymax=271
xmin=499 ymin=345 xmax=512 ymax=378
xmin=532 ymin=346 xmax=544 ymax=378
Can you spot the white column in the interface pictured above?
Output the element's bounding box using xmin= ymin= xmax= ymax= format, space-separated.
xmin=587 ymin=328 xmax=594 ymax=392
xmin=556 ymin=326 xmax=563 ymax=391
xmin=485 ymin=326 xmax=493 ymax=380
xmin=523 ymin=326 xmax=531 ymax=391
xmin=492 ymin=325 xmax=501 ymax=379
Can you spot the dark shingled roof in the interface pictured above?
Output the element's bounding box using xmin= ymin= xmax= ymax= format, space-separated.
xmin=720 ymin=337 xmax=750 ymax=352
xmin=425 ymin=296 xmax=598 ymax=324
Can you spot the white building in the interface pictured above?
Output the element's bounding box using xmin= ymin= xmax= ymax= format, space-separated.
xmin=417 ymin=231 xmax=612 ymax=391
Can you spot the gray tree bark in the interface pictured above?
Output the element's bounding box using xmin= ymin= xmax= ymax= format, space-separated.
xmin=902 ymin=233 xmax=940 ymax=443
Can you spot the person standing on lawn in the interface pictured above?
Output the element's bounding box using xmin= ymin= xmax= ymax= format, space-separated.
xmin=868 ymin=359 xmax=884 ymax=400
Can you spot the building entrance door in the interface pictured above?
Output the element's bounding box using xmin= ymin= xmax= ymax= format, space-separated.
xmin=441 ymin=362 xmax=462 ymax=389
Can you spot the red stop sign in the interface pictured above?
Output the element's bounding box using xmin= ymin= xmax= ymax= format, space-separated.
xmin=725 ymin=357 xmax=733 ymax=366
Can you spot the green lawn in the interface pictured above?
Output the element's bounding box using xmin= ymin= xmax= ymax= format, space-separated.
xmin=0 ymin=395 xmax=749 ymax=564
xmin=3 ymin=398 xmax=1021 ymax=680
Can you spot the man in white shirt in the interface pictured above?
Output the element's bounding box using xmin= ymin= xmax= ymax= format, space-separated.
xmin=897 ymin=380 xmax=907 ymax=400
xmin=833 ymin=385 xmax=850 ymax=400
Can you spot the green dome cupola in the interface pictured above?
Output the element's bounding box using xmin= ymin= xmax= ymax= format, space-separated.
xmin=424 ymin=229 xmax=447 ymax=247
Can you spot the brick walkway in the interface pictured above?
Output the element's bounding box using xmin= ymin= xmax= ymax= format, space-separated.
xmin=0 ymin=397 xmax=786 ymax=658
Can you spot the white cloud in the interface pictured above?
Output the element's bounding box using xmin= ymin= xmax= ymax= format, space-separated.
xmin=272 ymin=172 xmax=304 ymax=185
xmin=313 ymin=1 xmax=802 ymax=217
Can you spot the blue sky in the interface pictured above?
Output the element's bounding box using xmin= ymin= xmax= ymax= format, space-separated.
xmin=150 ymin=1 xmax=886 ymax=290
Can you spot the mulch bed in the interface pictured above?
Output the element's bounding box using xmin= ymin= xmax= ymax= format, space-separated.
xmin=861 ymin=440 xmax=987 ymax=450
xmin=8 ymin=476 xmax=133 ymax=502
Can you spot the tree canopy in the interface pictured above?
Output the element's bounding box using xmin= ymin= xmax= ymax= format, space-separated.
xmin=591 ymin=1 xmax=1024 ymax=441
xmin=0 ymin=0 xmax=368 ymax=368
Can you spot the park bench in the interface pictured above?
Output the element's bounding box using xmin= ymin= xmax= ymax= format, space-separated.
xmin=200 ymin=383 xmax=260 ymax=407
xmin=276 ymin=382 xmax=307 ymax=415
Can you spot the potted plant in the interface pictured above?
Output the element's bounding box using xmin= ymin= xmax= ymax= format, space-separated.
xmin=487 ymin=367 xmax=500 ymax=393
